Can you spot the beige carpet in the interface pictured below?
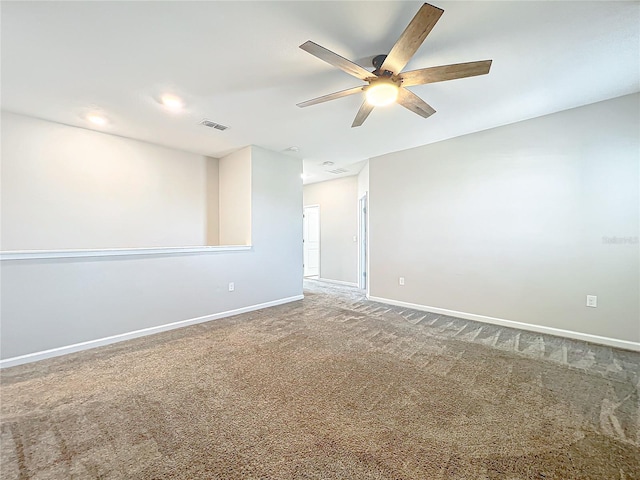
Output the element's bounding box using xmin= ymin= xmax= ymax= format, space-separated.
xmin=1 ymin=281 xmax=639 ymax=479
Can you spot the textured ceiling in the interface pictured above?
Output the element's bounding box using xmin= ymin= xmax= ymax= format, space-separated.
xmin=2 ymin=1 xmax=638 ymax=184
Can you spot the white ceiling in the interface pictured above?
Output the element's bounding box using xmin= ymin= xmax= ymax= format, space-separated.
xmin=2 ymin=1 xmax=639 ymax=184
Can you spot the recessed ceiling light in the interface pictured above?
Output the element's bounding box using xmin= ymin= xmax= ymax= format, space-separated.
xmin=322 ymin=161 xmax=335 ymax=166
xmin=160 ymin=94 xmax=184 ymax=111
xmin=87 ymin=114 xmax=108 ymax=126
xmin=285 ymin=146 xmax=299 ymax=152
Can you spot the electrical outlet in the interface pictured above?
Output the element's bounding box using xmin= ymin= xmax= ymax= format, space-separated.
xmin=399 ymin=277 xmax=405 ymax=286
xmin=586 ymin=295 xmax=597 ymax=308
xmin=228 ymin=282 xmax=235 ymax=292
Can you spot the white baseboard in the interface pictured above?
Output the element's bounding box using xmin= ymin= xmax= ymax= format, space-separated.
xmin=0 ymin=295 xmax=304 ymax=369
xmin=367 ymin=295 xmax=640 ymax=352
xmin=316 ymin=277 xmax=359 ymax=287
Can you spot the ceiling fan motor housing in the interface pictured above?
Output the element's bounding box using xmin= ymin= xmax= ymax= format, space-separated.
xmin=372 ymin=54 xmax=387 ymax=70
xmin=372 ymin=54 xmax=395 ymax=77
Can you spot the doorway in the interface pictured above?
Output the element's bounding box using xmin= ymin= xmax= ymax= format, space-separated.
xmin=303 ymin=205 xmax=320 ymax=277
xmin=358 ymin=194 xmax=367 ymax=290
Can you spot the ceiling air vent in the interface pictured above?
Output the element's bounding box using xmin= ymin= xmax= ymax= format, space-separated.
xmin=327 ymin=168 xmax=348 ymax=175
xmin=199 ymin=119 xmax=229 ymax=131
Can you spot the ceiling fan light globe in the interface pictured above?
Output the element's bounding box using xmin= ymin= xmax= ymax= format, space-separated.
xmin=365 ymin=83 xmax=399 ymax=107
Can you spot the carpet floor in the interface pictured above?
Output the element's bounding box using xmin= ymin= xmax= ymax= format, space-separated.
xmin=1 ymin=280 xmax=639 ymax=479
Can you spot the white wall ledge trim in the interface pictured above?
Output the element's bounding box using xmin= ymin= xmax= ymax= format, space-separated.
xmin=367 ymin=295 xmax=640 ymax=353
xmin=0 ymin=245 xmax=252 ymax=261
xmin=0 ymin=294 xmax=304 ymax=368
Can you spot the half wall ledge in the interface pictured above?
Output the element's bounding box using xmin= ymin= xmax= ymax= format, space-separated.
xmin=0 ymin=245 xmax=252 ymax=261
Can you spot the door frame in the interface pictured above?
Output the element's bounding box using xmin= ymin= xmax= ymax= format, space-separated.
xmin=358 ymin=193 xmax=368 ymax=291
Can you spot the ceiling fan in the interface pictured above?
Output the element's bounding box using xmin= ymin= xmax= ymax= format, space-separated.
xmin=297 ymin=2 xmax=492 ymax=127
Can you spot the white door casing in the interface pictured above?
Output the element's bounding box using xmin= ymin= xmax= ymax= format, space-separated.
xmin=358 ymin=194 xmax=368 ymax=290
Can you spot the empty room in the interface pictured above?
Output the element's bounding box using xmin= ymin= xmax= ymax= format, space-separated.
xmin=1 ymin=1 xmax=639 ymax=479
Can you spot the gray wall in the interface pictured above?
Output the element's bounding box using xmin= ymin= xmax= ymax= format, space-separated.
xmin=1 ymin=117 xmax=303 ymax=359
xmin=357 ymin=161 xmax=369 ymax=201
xmin=303 ymin=176 xmax=358 ymax=284
xmin=369 ymin=93 xmax=639 ymax=344
xmin=219 ymin=147 xmax=252 ymax=246
xmin=1 ymin=112 xmax=216 ymax=250
xmin=206 ymin=157 xmax=220 ymax=246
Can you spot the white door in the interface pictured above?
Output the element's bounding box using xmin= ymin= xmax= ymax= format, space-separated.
xmin=303 ymin=205 xmax=320 ymax=277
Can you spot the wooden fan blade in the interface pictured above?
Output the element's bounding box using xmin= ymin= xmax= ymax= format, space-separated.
xmin=297 ymin=86 xmax=364 ymax=108
xmin=380 ymin=3 xmax=444 ymax=75
xmin=351 ymin=100 xmax=374 ymax=128
xmin=401 ymin=60 xmax=492 ymax=87
xmin=396 ymin=88 xmax=436 ymax=118
xmin=300 ymin=41 xmax=373 ymax=81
